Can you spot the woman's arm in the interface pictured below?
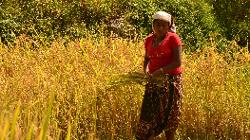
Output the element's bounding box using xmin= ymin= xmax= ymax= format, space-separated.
xmin=151 ymin=46 xmax=182 ymax=77
xmin=143 ymin=53 xmax=150 ymax=74
xmin=163 ymin=45 xmax=182 ymax=70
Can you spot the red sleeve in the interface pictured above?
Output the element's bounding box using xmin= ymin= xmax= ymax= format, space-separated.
xmin=144 ymin=38 xmax=148 ymax=49
xmin=170 ymin=33 xmax=183 ymax=49
xmin=144 ymin=34 xmax=153 ymax=50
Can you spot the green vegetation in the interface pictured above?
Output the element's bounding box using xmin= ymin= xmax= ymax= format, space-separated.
xmin=207 ymin=0 xmax=249 ymax=47
xmin=0 ymin=0 xmax=249 ymax=51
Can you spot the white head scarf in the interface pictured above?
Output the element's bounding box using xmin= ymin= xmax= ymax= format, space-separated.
xmin=152 ymin=11 xmax=176 ymax=33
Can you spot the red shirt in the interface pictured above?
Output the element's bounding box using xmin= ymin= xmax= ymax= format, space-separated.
xmin=145 ymin=32 xmax=183 ymax=75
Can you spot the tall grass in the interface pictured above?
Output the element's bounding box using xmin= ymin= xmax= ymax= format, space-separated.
xmin=0 ymin=35 xmax=249 ymax=139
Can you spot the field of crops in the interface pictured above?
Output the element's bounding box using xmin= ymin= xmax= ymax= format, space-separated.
xmin=0 ymin=36 xmax=249 ymax=139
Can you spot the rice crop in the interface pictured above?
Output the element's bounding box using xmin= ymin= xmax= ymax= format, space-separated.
xmin=0 ymin=36 xmax=249 ymax=139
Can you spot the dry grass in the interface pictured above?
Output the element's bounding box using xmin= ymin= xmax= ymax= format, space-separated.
xmin=0 ymin=36 xmax=249 ymax=139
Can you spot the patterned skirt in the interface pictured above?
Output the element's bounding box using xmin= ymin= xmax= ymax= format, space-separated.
xmin=136 ymin=74 xmax=183 ymax=140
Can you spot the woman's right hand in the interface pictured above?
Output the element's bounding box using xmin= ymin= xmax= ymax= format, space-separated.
xmin=145 ymin=65 xmax=153 ymax=80
xmin=146 ymin=68 xmax=165 ymax=82
xmin=145 ymin=72 xmax=152 ymax=79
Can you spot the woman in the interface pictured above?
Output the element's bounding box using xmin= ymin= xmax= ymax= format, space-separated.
xmin=136 ymin=11 xmax=183 ymax=140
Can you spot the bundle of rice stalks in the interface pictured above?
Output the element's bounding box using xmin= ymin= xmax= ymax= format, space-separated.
xmin=108 ymin=72 xmax=147 ymax=88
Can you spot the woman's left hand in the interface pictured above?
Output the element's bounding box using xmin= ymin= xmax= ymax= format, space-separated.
xmin=151 ymin=68 xmax=163 ymax=79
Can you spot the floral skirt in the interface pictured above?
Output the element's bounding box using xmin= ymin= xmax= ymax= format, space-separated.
xmin=136 ymin=74 xmax=183 ymax=140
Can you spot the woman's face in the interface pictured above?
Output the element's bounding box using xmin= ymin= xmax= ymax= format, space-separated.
xmin=153 ymin=19 xmax=170 ymax=37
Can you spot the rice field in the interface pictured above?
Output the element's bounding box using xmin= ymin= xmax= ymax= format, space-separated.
xmin=0 ymin=35 xmax=249 ymax=139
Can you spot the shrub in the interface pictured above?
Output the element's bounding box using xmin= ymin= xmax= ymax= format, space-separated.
xmin=125 ymin=0 xmax=221 ymax=51
xmin=2 ymin=0 xmax=247 ymax=52
xmin=207 ymin=0 xmax=250 ymax=49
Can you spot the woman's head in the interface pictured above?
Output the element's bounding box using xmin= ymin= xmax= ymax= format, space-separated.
xmin=152 ymin=11 xmax=175 ymax=36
